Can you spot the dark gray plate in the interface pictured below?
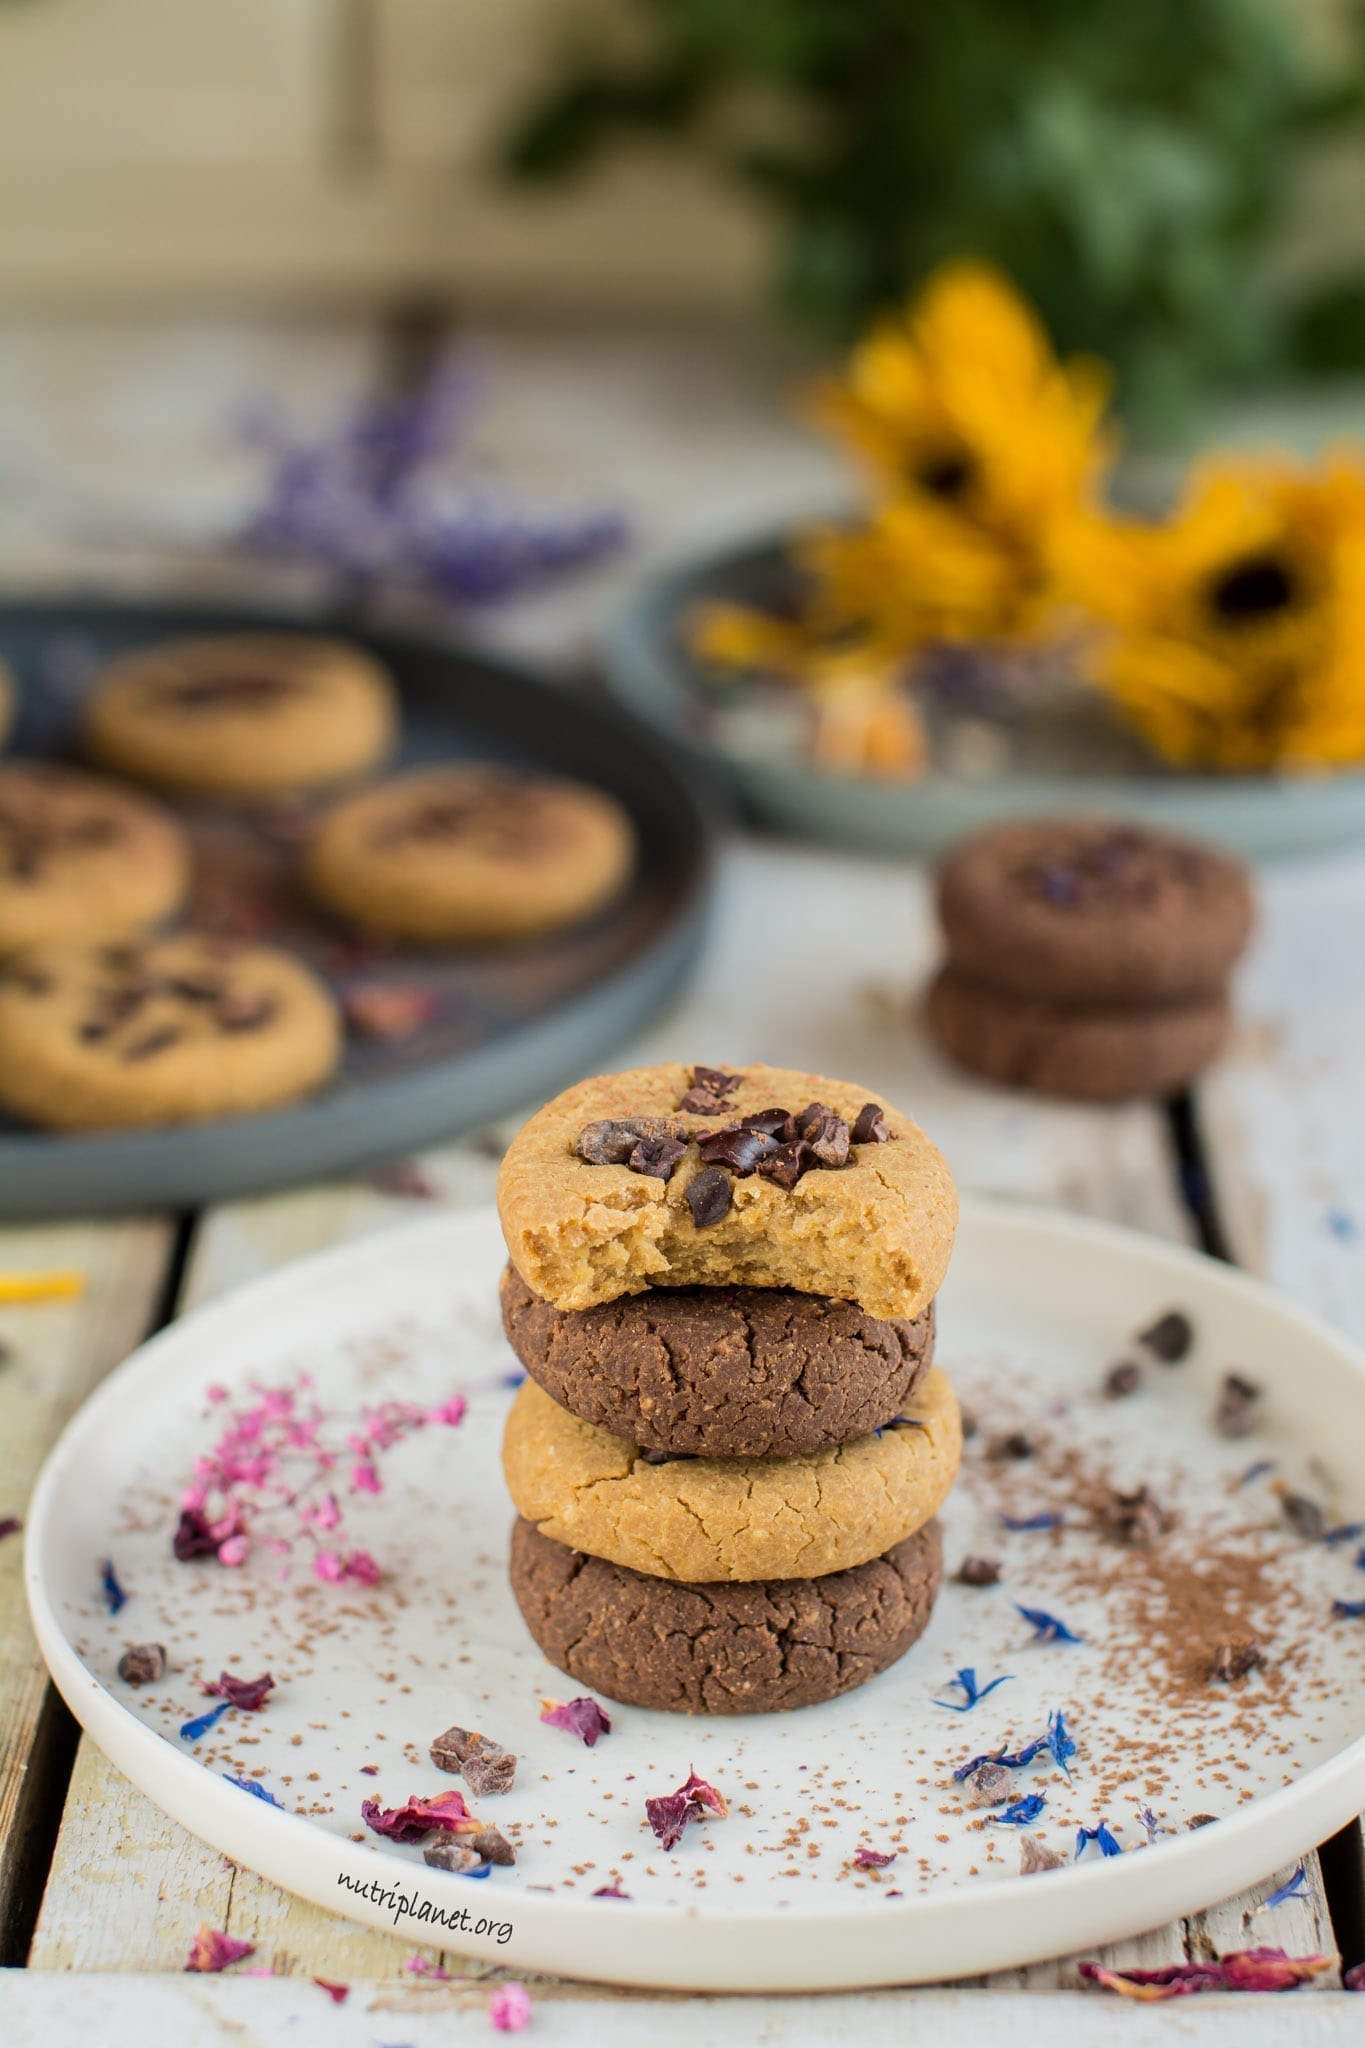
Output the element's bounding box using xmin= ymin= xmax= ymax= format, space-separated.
xmin=0 ymin=597 xmax=715 ymax=1218
xmin=605 ymin=531 xmax=1365 ymax=859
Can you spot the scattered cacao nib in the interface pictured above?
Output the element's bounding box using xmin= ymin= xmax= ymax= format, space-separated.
xmin=792 ymin=1104 xmax=850 ymax=1168
xmin=121 ymin=1025 xmax=184 ymax=1062
xmin=172 ymin=1507 xmax=223 ymax=1561
xmin=987 ymin=1431 xmax=1035 ymax=1462
xmin=1103 ymin=1360 xmax=1143 ymax=1399
xmin=576 ymin=1117 xmax=690 ymax=1167
xmin=422 ymin=1839 xmax=484 ymax=1873
xmin=1139 ymin=1310 xmax=1193 ymax=1363
xmin=1279 ymin=1490 xmax=1327 ymax=1541
xmin=629 ymin=1132 xmax=689 ymax=1181
xmin=1214 ymin=1372 xmax=1261 ymax=1438
xmin=1208 ymin=1638 xmax=1263 ymax=1684
xmin=1187 ymin=1813 xmax=1219 ymax=1829
xmin=430 ymin=1725 xmax=516 ymax=1794
xmin=696 ymin=1125 xmax=778 ymax=1175
xmin=117 ymin=1642 xmax=167 ymax=1686
xmin=738 ymin=1107 xmax=794 ymax=1137
xmin=756 ymin=1139 xmax=812 ymax=1190
xmin=1019 ymin=1834 xmax=1067 ymax=1874
xmin=468 ymin=1824 xmax=515 ymax=1866
xmin=217 ymin=991 xmax=280 ymax=1036
xmin=850 ymin=1102 xmax=891 ymax=1145
xmin=956 ymin=1555 xmax=1002 ymax=1587
xmin=686 ymin=1166 xmax=732 ymax=1228
xmin=1097 ymin=1484 xmax=1173 ymax=1548
xmin=959 ymin=1410 xmax=979 ymax=1442
xmin=638 ymin=1447 xmax=695 ymax=1465
xmin=165 ymin=977 xmax=226 ymax=1004
xmin=676 ymin=1065 xmax=740 ymax=1114
xmin=340 ymin=982 xmax=436 ymax=1041
xmin=967 ymin=1761 xmax=1013 ymax=1807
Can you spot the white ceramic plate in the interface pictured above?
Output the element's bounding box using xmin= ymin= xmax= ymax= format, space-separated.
xmin=25 ymin=1201 xmax=1365 ymax=1991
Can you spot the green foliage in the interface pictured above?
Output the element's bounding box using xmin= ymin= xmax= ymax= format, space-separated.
xmin=499 ymin=0 xmax=1365 ymax=431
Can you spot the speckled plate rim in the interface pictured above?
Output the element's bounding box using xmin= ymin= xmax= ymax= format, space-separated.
xmin=604 ymin=530 xmax=1365 ymax=861
xmin=24 ymin=1198 xmax=1365 ymax=1991
xmin=0 ymin=594 xmax=717 ymax=1219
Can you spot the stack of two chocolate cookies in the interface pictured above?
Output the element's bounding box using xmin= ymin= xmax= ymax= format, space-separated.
xmin=495 ymin=1061 xmax=963 ymax=1716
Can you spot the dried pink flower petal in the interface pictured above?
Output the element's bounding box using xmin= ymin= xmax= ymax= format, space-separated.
xmin=341 ymin=981 xmax=439 ymax=1041
xmin=185 ymin=1925 xmax=255 ymax=1974
xmin=644 ymin=1769 xmax=728 ymax=1850
xmin=1079 ymin=1949 xmax=1334 ymax=2000
xmin=361 ymin=1789 xmax=475 ymax=1844
xmin=853 ymin=1847 xmax=896 ymax=1869
xmin=540 ymin=1695 xmax=611 ymax=1747
xmin=202 ymin=1671 xmax=274 ymax=1712
xmin=404 ymin=1956 xmax=453 ymax=1979
xmin=313 ymin=1978 xmax=349 ymax=2004
xmin=489 ymin=1982 xmax=533 ymax=2032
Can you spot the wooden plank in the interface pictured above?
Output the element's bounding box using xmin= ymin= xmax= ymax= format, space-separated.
xmin=0 ymin=1214 xmax=173 ymax=1958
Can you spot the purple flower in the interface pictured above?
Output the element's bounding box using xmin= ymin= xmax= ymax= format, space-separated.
xmin=1016 ymin=1604 xmax=1084 ymax=1644
xmin=934 ymin=1666 xmax=1014 ymax=1710
xmin=539 ymin=1696 xmax=611 ymax=1747
xmin=100 ymin=1558 xmax=128 ymax=1614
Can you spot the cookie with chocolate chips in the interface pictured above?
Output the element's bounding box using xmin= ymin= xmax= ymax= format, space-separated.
xmin=0 ymin=934 xmax=341 ymax=1129
xmin=84 ymin=634 xmax=396 ymax=797
xmin=497 ymin=1061 xmax=957 ymax=1320
xmin=0 ymin=761 xmax=189 ymax=957
xmin=509 ymin=1514 xmax=943 ymax=1714
xmin=500 ymin=1264 xmax=936 ymax=1458
xmin=303 ymin=764 xmax=635 ymax=945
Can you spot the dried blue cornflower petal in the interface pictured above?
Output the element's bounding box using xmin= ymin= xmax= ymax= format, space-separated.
xmin=100 ymin=1558 xmax=128 ymax=1614
xmin=1257 ymin=1865 xmax=1308 ymax=1912
xmin=993 ymin=1794 xmax=1047 ymax=1826
xmin=1047 ymin=1708 xmax=1076 ymax=1778
xmin=1323 ymin=1522 xmax=1365 ymax=1547
xmin=1137 ymin=1807 xmax=1165 ymax=1843
xmin=1076 ymin=1821 xmax=1122 ymax=1859
xmin=933 ymin=1666 xmax=1014 ymax=1711
xmin=1332 ymin=1597 xmax=1365 ymax=1618
xmin=952 ymin=1733 xmax=1047 ymax=1782
xmin=224 ymin=1773 xmax=284 ymax=1809
xmin=1000 ymin=1512 xmax=1064 ymax=1532
xmin=1016 ymin=1604 xmax=1084 ymax=1644
xmin=1237 ymin=1459 xmax=1276 ymax=1488
xmin=181 ymin=1701 xmax=231 ymax=1743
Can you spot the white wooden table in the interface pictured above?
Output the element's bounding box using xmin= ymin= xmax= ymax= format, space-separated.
xmin=0 ymin=320 xmax=1362 ymax=2040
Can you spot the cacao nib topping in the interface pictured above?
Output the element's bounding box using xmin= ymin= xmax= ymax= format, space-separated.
xmin=737 ymin=1107 xmax=794 ymax=1137
xmin=165 ymin=976 xmax=227 ymax=1004
xmin=792 ymin=1103 xmax=851 ymax=1167
xmin=151 ymin=672 xmax=308 ymax=712
xmin=117 ymin=1642 xmax=167 ymax=1686
xmin=576 ymin=1117 xmax=690 ymax=1168
xmin=757 ymin=1139 xmax=813 ymax=1190
xmin=696 ymin=1125 xmax=779 ymax=1175
xmin=0 ymin=797 xmax=125 ymax=882
xmin=468 ymin=1823 xmax=515 ymax=1865
xmin=431 ymin=1723 xmax=517 ymax=1795
xmin=850 ymin=1101 xmax=891 ymax=1144
xmin=121 ymin=1025 xmax=185 ymax=1063
xmin=1139 ymin=1309 xmax=1193 ymax=1363
xmin=638 ymin=1447 xmax=696 ymax=1465
xmin=686 ymin=1165 xmax=733 ymax=1228
xmin=677 ymin=1065 xmax=741 ymax=1114
xmin=629 ymin=1132 xmax=688 ymax=1181
xmin=1208 ymin=1637 xmax=1263 ymax=1683
xmin=216 ymin=991 xmax=279 ymax=1035
xmin=1214 ymin=1371 xmax=1261 ymax=1438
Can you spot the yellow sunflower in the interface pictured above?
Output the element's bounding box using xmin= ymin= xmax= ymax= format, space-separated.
xmin=1069 ymin=456 xmax=1365 ymax=771
xmin=801 ymin=259 xmax=1114 ymax=642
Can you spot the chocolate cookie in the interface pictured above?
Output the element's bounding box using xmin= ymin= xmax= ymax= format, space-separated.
xmin=510 ymin=1515 xmax=944 ymax=1714
xmin=500 ymin=1265 xmax=935 ymax=1458
xmin=0 ymin=934 xmax=341 ymax=1129
xmin=501 ymin=1369 xmax=961 ymax=1583
xmin=936 ymin=819 xmax=1254 ymax=1004
xmin=927 ymin=965 xmax=1232 ymax=1103
xmin=497 ymin=1062 xmax=957 ymax=1321
xmin=303 ymin=764 xmax=635 ymax=944
xmin=84 ymin=634 xmax=396 ymax=797
xmin=0 ymin=761 xmax=189 ymax=956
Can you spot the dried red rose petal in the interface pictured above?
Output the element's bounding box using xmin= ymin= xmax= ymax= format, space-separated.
xmin=852 ymin=1847 xmax=896 ymax=1868
xmin=185 ymin=1925 xmax=255 ymax=1973
xmin=361 ymin=1789 xmax=475 ymax=1844
xmin=1079 ymin=1949 xmax=1334 ymax=2000
xmin=540 ymin=1696 xmax=611 ymax=1747
xmin=341 ymin=981 xmax=439 ymax=1041
xmin=173 ymin=1507 xmax=223 ymax=1561
xmin=645 ymin=1769 xmax=728 ymax=1851
xmin=313 ymin=1979 xmax=349 ymax=2004
xmin=202 ymin=1670 xmax=274 ymax=1711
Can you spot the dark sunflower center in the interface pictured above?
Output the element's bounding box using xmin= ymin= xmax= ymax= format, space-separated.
xmin=915 ymin=450 xmax=975 ymax=500
xmin=1208 ymin=553 xmax=1297 ymax=623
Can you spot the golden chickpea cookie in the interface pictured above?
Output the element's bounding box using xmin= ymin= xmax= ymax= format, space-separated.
xmin=303 ymin=764 xmax=635 ymax=944
xmin=0 ymin=934 xmax=342 ymax=1130
xmin=0 ymin=660 xmax=14 ymax=752
xmin=84 ymin=634 xmax=396 ymax=797
xmin=497 ymin=1062 xmax=957 ymax=1321
xmin=0 ymin=761 xmax=189 ymax=957
xmin=501 ymin=1367 xmax=962 ymax=1583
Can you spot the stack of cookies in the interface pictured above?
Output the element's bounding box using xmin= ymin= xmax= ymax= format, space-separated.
xmin=928 ymin=818 xmax=1256 ymax=1103
xmin=496 ymin=1061 xmax=962 ymax=1715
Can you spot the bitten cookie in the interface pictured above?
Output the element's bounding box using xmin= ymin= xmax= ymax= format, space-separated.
xmin=936 ymin=818 xmax=1254 ymax=1004
xmin=303 ymin=764 xmax=635 ymax=945
xmin=510 ymin=1515 xmax=944 ymax=1714
xmin=501 ymin=1265 xmax=935 ymax=1458
xmin=928 ymin=967 xmax=1231 ymax=1103
xmin=497 ymin=1062 xmax=957 ymax=1321
xmin=83 ymin=634 xmax=396 ymax=797
xmin=0 ymin=934 xmax=341 ymax=1129
xmin=501 ymin=1368 xmax=961 ymax=1582
xmin=0 ymin=761 xmax=189 ymax=956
